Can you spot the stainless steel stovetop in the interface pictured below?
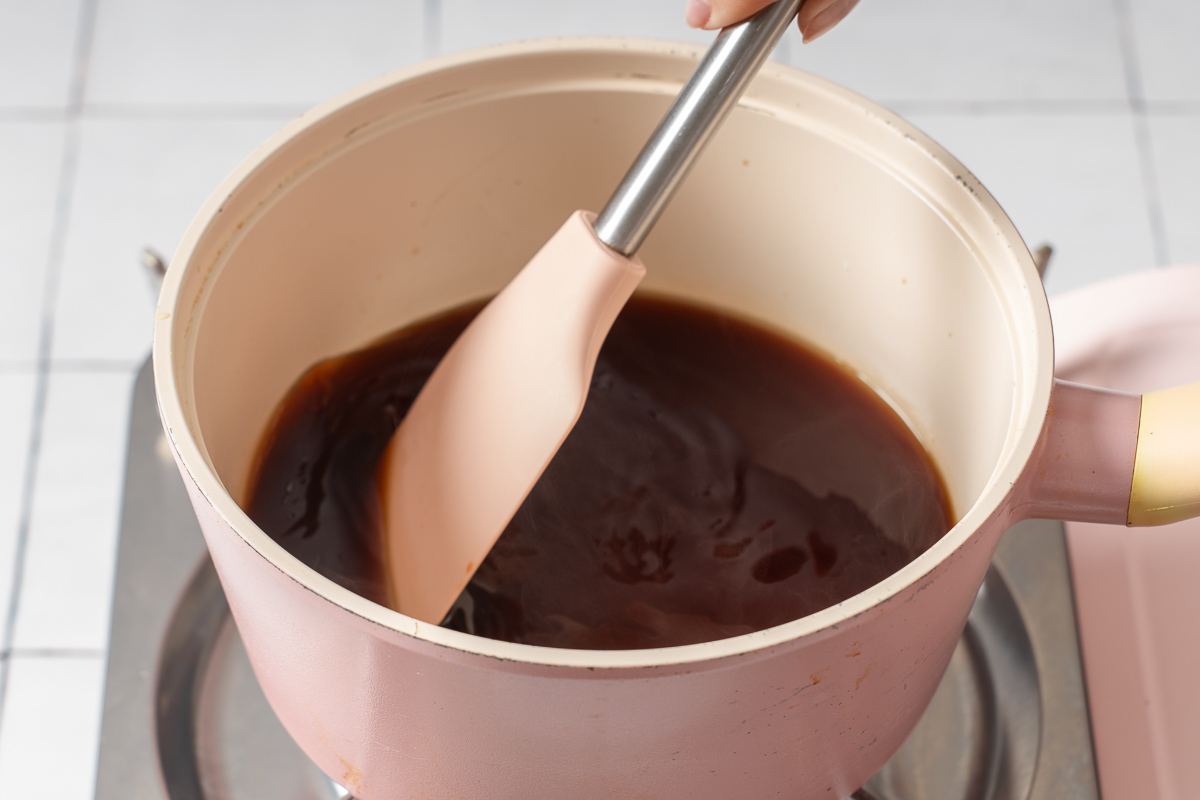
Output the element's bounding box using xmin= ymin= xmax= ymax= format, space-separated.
xmin=95 ymin=360 xmax=1101 ymax=800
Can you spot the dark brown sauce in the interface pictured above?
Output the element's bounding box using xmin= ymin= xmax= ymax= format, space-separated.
xmin=246 ymin=295 xmax=952 ymax=650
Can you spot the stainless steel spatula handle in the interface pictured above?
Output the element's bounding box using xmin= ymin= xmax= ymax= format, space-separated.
xmin=593 ymin=0 xmax=802 ymax=256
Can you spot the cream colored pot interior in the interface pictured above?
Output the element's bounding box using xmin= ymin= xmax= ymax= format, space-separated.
xmin=168 ymin=40 xmax=1048 ymax=579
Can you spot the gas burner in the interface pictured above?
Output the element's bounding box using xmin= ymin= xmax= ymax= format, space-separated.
xmin=96 ymin=361 xmax=1099 ymax=799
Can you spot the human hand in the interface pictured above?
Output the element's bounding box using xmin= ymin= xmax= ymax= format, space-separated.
xmin=685 ymin=0 xmax=861 ymax=42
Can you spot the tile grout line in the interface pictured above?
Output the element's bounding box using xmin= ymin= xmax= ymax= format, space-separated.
xmin=1112 ymin=0 xmax=1170 ymax=267
xmin=0 ymin=359 xmax=148 ymax=375
xmin=1 ymin=648 xmax=106 ymax=661
xmin=887 ymin=98 xmax=1135 ymax=115
xmin=0 ymin=104 xmax=309 ymax=122
xmin=0 ymin=108 xmax=71 ymax=123
xmin=50 ymin=358 xmax=146 ymax=372
xmin=0 ymin=0 xmax=101 ymax=736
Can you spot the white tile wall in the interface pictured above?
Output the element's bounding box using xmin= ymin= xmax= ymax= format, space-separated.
xmin=11 ymin=372 xmax=135 ymax=652
xmin=0 ymin=0 xmax=1196 ymax=797
xmin=786 ymin=0 xmax=1129 ymax=105
xmin=439 ymin=0 xmax=713 ymax=54
xmin=0 ymin=656 xmax=106 ymax=798
xmin=0 ymin=376 xmax=37 ymax=646
xmin=86 ymin=0 xmax=427 ymax=107
xmin=1129 ymin=0 xmax=1200 ymax=104
xmin=1148 ymin=115 xmax=1200 ymax=264
xmin=0 ymin=122 xmax=66 ymax=364
xmin=53 ymin=117 xmax=293 ymax=363
xmin=0 ymin=0 xmax=85 ymax=109
xmin=904 ymin=112 xmax=1159 ymax=295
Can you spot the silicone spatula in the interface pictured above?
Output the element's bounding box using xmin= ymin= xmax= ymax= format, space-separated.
xmin=381 ymin=0 xmax=803 ymax=624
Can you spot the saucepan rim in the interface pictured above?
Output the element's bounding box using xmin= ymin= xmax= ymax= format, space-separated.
xmin=152 ymin=36 xmax=1053 ymax=671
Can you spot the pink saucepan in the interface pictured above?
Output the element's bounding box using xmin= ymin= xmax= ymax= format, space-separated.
xmin=152 ymin=39 xmax=1200 ymax=800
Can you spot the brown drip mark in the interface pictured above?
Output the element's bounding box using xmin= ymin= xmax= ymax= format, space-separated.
xmin=339 ymin=758 xmax=365 ymax=796
xmin=855 ymin=661 xmax=878 ymax=690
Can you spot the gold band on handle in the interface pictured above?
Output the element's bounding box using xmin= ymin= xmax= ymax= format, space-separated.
xmin=1128 ymin=381 xmax=1200 ymax=526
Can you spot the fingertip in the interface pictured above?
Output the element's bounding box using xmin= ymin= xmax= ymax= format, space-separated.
xmin=800 ymin=23 xmax=828 ymax=44
xmin=685 ymin=0 xmax=712 ymax=29
xmin=798 ymin=0 xmax=860 ymax=43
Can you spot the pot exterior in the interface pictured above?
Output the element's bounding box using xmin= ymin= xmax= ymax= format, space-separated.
xmin=155 ymin=38 xmax=1052 ymax=800
xmin=180 ymin=466 xmax=1000 ymax=800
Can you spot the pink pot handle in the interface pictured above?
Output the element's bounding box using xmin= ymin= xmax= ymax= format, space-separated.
xmin=1015 ymin=379 xmax=1200 ymax=526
